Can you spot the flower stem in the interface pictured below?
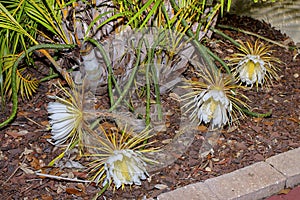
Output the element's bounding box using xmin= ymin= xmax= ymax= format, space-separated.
xmin=217 ymin=24 xmax=295 ymax=50
xmin=242 ymin=108 xmax=272 ymax=118
xmin=205 ymin=45 xmax=231 ymax=74
xmin=87 ymin=38 xmax=136 ymax=112
xmin=108 ymin=39 xmax=144 ymax=112
xmin=211 ymin=27 xmax=241 ymax=48
xmin=40 ymin=69 xmax=74 ymax=82
xmin=92 ymin=182 xmax=109 ymax=200
xmin=86 ymin=38 xmax=114 ymax=106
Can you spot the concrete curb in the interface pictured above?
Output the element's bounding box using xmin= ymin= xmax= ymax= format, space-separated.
xmin=156 ymin=147 xmax=300 ymax=200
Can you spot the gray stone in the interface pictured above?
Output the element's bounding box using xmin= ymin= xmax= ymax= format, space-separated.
xmin=205 ymin=162 xmax=286 ymax=200
xmin=266 ymin=147 xmax=300 ymax=188
xmin=157 ymin=182 xmax=219 ymax=200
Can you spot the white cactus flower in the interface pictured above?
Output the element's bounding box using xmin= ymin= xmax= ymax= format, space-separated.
xmin=183 ymin=67 xmax=249 ymax=128
xmin=47 ymin=82 xmax=94 ymax=149
xmin=236 ymin=55 xmax=266 ymax=86
xmin=48 ymin=100 xmax=82 ymax=145
xmin=227 ymin=40 xmax=281 ymax=88
xmin=103 ymin=149 xmax=148 ymax=189
xmin=193 ymin=89 xmax=232 ymax=129
xmin=86 ymin=127 xmax=157 ymax=189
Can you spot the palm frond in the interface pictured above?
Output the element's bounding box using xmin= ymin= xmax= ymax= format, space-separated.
xmin=1 ymin=55 xmax=39 ymax=100
xmin=25 ymin=0 xmax=70 ymax=44
xmin=16 ymin=68 xmax=39 ymax=100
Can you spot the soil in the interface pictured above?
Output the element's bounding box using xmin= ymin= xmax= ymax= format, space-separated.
xmin=0 ymin=14 xmax=299 ymax=200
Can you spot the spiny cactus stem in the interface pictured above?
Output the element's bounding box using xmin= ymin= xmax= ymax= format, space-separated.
xmin=217 ymin=24 xmax=294 ymax=50
xmin=242 ymin=108 xmax=272 ymax=118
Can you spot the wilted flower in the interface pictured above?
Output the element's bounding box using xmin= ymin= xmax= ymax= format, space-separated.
xmin=183 ymin=66 xmax=249 ymax=129
xmin=85 ymin=126 xmax=158 ymax=189
xmin=227 ymin=40 xmax=281 ymax=87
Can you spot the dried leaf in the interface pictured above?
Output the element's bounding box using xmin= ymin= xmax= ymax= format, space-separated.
xmin=154 ymin=184 xmax=169 ymax=190
xmin=29 ymin=156 xmax=41 ymax=170
xmin=73 ymin=171 xmax=88 ymax=179
xmin=19 ymin=163 xmax=34 ymax=174
xmin=253 ymin=118 xmax=262 ymax=123
xmin=41 ymin=194 xmax=53 ymax=200
xmin=288 ymin=118 xmax=300 ymax=124
xmin=6 ymin=130 xmax=28 ymax=138
xmin=263 ymin=121 xmax=274 ymax=126
xmin=77 ymin=183 xmax=86 ymax=194
xmin=19 ymin=111 xmax=30 ymax=116
xmin=20 ymin=147 xmax=34 ymax=159
xmin=205 ymin=167 xmax=212 ymax=172
xmin=197 ymin=125 xmax=207 ymax=132
xmin=58 ymin=160 xmax=85 ymax=169
xmin=66 ymin=187 xmax=84 ymax=196
xmin=40 ymin=121 xmax=49 ymax=126
xmin=278 ymin=188 xmax=291 ymax=195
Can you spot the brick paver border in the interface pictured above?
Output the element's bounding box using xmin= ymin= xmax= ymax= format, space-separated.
xmin=157 ymin=147 xmax=300 ymax=200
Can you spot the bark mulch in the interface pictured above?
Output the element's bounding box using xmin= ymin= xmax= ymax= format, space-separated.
xmin=0 ymin=14 xmax=299 ymax=200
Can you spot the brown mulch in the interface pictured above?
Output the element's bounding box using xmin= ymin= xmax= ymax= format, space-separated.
xmin=0 ymin=14 xmax=299 ymax=200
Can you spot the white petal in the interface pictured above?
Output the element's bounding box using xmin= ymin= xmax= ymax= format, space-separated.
xmin=51 ymin=121 xmax=74 ymax=140
xmin=213 ymin=104 xmax=222 ymax=128
xmin=48 ymin=102 xmax=68 ymax=113
xmin=50 ymin=116 xmax=75 ymax=128
xmin=49 ymin=112 xmax=74 ymax=122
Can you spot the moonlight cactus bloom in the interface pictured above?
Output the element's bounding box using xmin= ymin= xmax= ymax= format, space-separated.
xmin=183 ymin=66 xmax=249 ymax=128
xmin=236 ymin=55 xmax=266 ymax=86
xmin=48 ymin=101 xmax=83 ymax=145
xmin=193 ymin=88 xmax=232 ymax=129
xmin=227 ymin=40 xmax=281 ymax=87
xmin=86 ymin=127 xmax=158 ymax=189
xmin=47 ymin=83 xmax=94 ymax=148
xmin=103 ymin=149 xmax=148 ymax=189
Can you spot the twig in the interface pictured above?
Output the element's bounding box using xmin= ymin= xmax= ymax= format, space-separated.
xmin=1 ymin=157 xmax=26 ymax=186
xmin=35 ymin=172 xmax=91 ymax=183
xmin=24 ymin=116 xmax=45 ymax=128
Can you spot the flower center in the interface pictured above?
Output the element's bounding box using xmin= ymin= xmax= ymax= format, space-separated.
xmin=207 ymin=98 xmax=218 ymax=118
xmin=247 ymin=60 xmax=256 ymax=79
xmin=114 ymin=156 xmax=132 ymax=182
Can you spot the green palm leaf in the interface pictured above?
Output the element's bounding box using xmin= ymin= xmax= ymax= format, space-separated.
xmin=0 ymin=0 xmax=71 ymax=102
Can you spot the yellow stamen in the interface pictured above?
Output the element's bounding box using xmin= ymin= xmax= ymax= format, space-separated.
xmin=115 ymin=157 xmax=131 ymax=181
xmin=209 ymin=99 xmax=217 ymax=118
xmin=247 ymin=60 xmax=255 ymax=79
